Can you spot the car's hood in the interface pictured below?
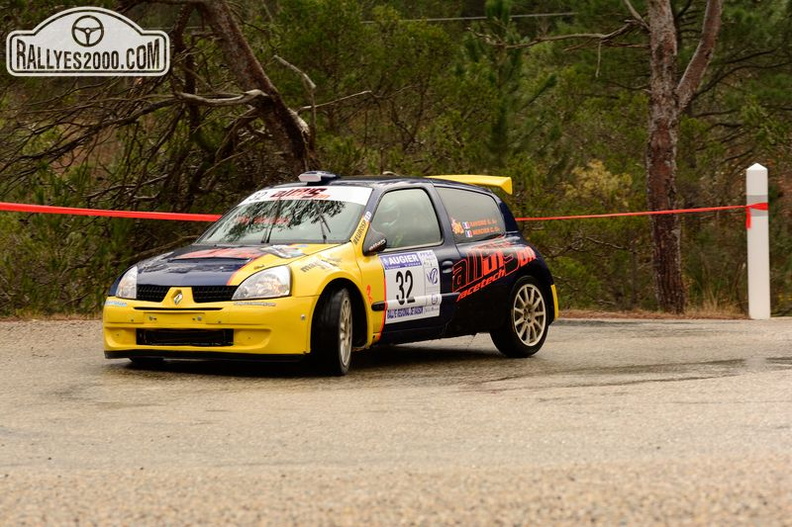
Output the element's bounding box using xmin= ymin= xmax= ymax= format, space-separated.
xmin=136 ymin=244 xmax=338 ymax=286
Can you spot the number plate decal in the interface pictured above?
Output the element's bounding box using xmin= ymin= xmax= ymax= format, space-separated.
xmin=380 ymin=251 xmax=441 ymax=324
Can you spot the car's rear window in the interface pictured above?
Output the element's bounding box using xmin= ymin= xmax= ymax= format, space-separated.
xmin=436 ymin=187 xmax=506 ymax=243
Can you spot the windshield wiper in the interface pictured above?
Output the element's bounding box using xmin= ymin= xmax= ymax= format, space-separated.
xmin=261 ymin=198 xmax=284 ymax=244
xmin=313 ymin=201 xmax=331 ymax=243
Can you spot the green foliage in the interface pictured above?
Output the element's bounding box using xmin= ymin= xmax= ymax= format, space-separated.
xmin=0 ymin=163 xmax=137 ymax=316
xmin=518 ymin=159 xmax=652 ymax=311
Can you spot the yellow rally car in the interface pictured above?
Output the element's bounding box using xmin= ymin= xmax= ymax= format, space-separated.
xmin=103 ymin=172 xmax=558 ymax=375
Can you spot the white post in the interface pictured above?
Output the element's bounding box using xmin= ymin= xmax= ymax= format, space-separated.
xmin=746 ymin=163 xmax=771 ymax=319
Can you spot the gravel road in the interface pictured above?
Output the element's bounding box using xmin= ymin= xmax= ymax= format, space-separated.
xmin=1 ymin=317 xmax=791 ymax=525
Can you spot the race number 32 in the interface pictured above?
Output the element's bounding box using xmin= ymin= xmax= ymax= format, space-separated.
xmin=395 ymin=270 xmax=415 ymax=305
xmin=380 ymin=251 xmax=440 ymax=323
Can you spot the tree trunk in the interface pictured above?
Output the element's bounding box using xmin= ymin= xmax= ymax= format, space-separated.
xmin=645 ymin=0 xmax=723 ymax=313
xmin=195 ymin=1 xmax=315 ymax=176
xmin=646 ymin=0 xmax=685 ymax=313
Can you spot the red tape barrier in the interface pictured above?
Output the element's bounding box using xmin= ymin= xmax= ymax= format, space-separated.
xmin=0 ymin=201 xmax=769 ymax=227
xmin=0 ymin=202 xmax=222 ymax=222
xmin=515 ymin=203 xmax=769 ymax=229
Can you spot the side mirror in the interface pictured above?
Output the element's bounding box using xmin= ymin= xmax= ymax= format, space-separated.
xmin=363 ymin=231 xmax=387 ymax=256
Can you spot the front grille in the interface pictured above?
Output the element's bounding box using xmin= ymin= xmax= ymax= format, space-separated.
xmin=134 ymin=285 xmax=237 ymax=304
xmin=137 ymin=329 xmax=234 ymax=347
xmin=137 ymin=285 xmax=170 ymax=303
xmin=193 ymin=286 xmax=237 ymax=303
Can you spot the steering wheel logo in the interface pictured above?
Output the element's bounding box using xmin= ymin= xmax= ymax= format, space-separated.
xmin=71 ymin=15 xmax=104 ymax=47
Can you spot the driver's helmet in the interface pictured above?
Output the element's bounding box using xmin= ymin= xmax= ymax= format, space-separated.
xmin=375 ymin=199 xmax=401 ymax=233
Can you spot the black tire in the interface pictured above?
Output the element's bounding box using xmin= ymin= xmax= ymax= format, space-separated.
xmin=311 ymin=288 xmax=353 ymax=376
xmin=490 ymin=275 xmax=549 ymax=358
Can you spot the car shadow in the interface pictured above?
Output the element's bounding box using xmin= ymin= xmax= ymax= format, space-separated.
xmin=355 ymin=344 xmax=502 ymax=370
xmin=114 ymin=343 xmax=504 ymax=379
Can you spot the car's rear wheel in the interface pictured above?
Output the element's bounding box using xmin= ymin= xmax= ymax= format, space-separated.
xmin=311 ymin=287 xmax=353 ymax=376
xmin=490 ymin=275 xmax=549 ymax=357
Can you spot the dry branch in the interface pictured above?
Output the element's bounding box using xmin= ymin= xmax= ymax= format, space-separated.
xmin=175 ymin=89 xmax=270 ymax=107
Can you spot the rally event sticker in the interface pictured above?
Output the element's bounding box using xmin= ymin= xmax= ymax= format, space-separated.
xmin=380 ymin=251 xmax=441 ymax=324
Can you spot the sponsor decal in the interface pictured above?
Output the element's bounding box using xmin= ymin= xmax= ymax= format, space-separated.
xmin=299 ymin=257 xmax=338 ymax=273
xmin=234 ymin=215 xmax=289 ymax=226
xmin=453 ymin=241 xmax=536 ymax=301
xmin=365 ymin=237 xmax=387 ymax=255
xmin=381 ymin=253 xmax=422 ymax=268
xmin=380 ymin=250 xmax=441 ymax=324
xmin=175 ymin=247 xmax=270 ymax=260
xmin=351 ymin=213 xmax=370 ymax=245
xmin=427 ymin=267 xmax=439 ymax=285
xmin=451 ymin=218 xmax=464 ymax=236
xmin=175 ymin=245 xmax=305 ymax=261
xmin=460 ymin=218 xmax=501 ymax=238
xmin=6 ymin=7 xmax=169 ymax=77
xmin=386 ymin=306 xmax=425 ymax=320
xmin=241 ymin=186 xmax=372 ymax=206
xmin=270 ymin=187 xmax=331 ymax=200
xmin=141 ymin=260 xmax=240 ymax=274
xmin=266 ymin=245 xmax=305 ymax=259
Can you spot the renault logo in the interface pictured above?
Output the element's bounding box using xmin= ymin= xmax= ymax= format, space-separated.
xmin=173 ymin=291 xmax=183 ymax=305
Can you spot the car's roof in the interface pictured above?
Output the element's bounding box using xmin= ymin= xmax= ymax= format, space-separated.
xmin=270 ymin=175 xmax=500 ymax=195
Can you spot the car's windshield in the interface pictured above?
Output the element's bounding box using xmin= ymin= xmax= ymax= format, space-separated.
xmin=198 ymin=186 xmax=371 ymax=245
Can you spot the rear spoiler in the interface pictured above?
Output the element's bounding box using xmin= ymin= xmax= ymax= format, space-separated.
xmin=427 ymin=175 xmax=513 ymax=195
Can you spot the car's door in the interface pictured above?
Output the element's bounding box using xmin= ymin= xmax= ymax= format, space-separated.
xmin=360 ymin=187 xmax=460 ymax=344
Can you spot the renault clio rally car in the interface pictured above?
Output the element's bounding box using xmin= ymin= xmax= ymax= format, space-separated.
xmin=103 ymin=172 xmax=558 ymax=375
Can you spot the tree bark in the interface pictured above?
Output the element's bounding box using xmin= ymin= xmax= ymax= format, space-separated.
xmin=194 ymin=1 xmax=315 ymax=176
xmin=645 ymin=0 xmax=723 ymax=313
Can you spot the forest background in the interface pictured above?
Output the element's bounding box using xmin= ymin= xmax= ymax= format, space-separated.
xmin=0 ymin=0 xmax=789 ymax=317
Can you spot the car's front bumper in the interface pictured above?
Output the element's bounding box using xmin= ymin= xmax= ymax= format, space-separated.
xmin=103 ymin=292 xmax=317 ymax=360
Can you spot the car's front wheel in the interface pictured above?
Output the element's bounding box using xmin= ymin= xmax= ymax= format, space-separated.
xmin=490 ymin=275 xmax=549 ymax=357
xmin=311 ymin=287 xmax=353 ymax=375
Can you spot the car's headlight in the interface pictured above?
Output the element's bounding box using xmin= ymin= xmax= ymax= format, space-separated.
xmin=116 ymin=266 xmax=138 ymax=299
xmin=232 ymin=266 xmax=291 ymax=300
